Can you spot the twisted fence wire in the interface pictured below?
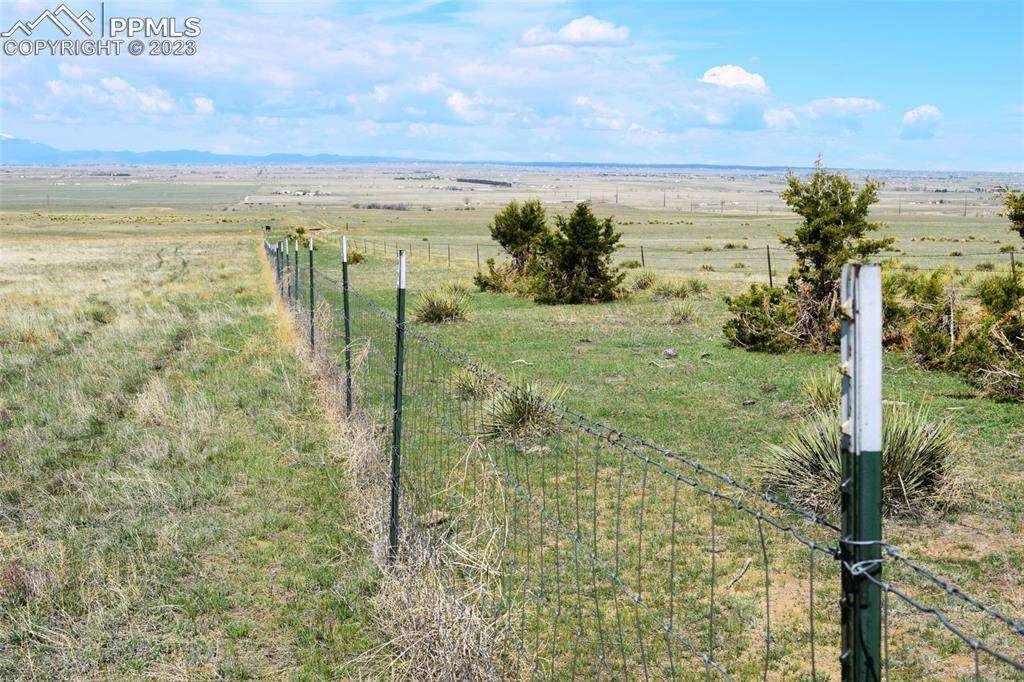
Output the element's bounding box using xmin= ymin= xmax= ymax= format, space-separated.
xmin=263 ymin=239 xmax=1023 ymax=679
xmin=348 ymin=237 xmax=1020 ymax=282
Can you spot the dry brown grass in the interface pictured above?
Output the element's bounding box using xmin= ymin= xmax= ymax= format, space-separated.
xmin=299 ymin=321 xmax=511 ymax=679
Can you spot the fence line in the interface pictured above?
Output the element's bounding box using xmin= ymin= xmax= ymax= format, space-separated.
xmin=343 ymin=236 xmax=1019 ymax=285
xmin=264 ymin=236 xmax=1024 ymax=679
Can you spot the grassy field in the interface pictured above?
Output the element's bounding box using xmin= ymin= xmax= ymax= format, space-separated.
xmin=303 ymin=223 xmax=1024 ymax=533
xmin=0 ymin=223 xmax=383 ymax=678
xmin=295 ymin=206 xmax=1019 ymax=286
xmin=292 ymin=213 xmax=1023 ymax=678
xmin=2 ymin=165 xmax=1021 ymax=678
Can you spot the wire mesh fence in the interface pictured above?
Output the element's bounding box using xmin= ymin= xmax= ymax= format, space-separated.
xmin=346 ymin=236 xmax=1020 ymax=288
xmin=264 ymin=237 xmax=1023 ymax=679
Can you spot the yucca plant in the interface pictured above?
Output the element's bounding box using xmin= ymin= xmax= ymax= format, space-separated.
xmin=479 ymin=375 xmax=565 ymax=441
xmin=652 ymin=279 xmax=690 ymax=300
xmin=413 ymin=287 xmax=469 ymax=323
xmin=443 ymin=280 xmax=472 ymax=297
xmin=665 ymin=301 xmax=698 ymax=325
xmin=802 ymin=370 xmax=841 ymax=414
xmin=684 ymin=277 xmax=709 ymax=297
xmin=451 ymin=367 xmax=491 ymax=400
xmin=760 ymin=403 xmax=961 ymax=517
xmin=627 ymin=268 xmax=659 ymax=291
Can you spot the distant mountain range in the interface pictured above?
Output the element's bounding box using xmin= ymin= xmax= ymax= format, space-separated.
xmin=0 ymin=137 xmax=404 ymax=166
xmin=1 ymin=136 xmax=1014 ymax=175
xmin=0 ymin=136 xmax=807 ymax=171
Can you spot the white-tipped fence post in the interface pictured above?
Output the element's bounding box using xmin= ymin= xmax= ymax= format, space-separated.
xmin=341 ymin=237 xmax=353 ymax=416
xmin=839 ymin=263 xmax=883 ymax=681
xmin=388 ymin=251 xmax=407 ymax=564
xmin=308 ymin=238 xmax=315 ymax=349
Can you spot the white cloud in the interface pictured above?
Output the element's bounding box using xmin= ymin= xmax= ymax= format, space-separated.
xmin=574 ymin=96 xmax=626 ymax=129
xmin=522 ymin=16 xmax=629 ymax=47
xmin=699 ymin=65 xmax=767 ymax=94
xmin=759 ymin=97 xmax=883 ymax=132
xmin=57 ymin=63 xmax=95 ymax=80
xmin=193 ymin=97 xmax=215 ymax=114
xmin=10 ymin=4 xmax=994 ymax=168
xmin=99 ymin=77 xmax=174 ymax=113
xmin=901 ymin=104 xmax=942 ymax=139
xmin=804 ymin=97 xmax=884 ymax=119
xmin=46 ymin=77 xmax=174 ymax=114
xmin=446 ymin=91 xmax=473 ymax=117
xmin=764 ymin=107 xmax=798 ymax=129
xmin=574 ymin=96 xmax=621 ymax=117
xmin=444 ymin=90 xmax=504 ymax=123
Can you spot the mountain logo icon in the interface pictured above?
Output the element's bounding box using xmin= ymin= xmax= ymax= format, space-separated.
xmin=2 ymin=4 xmax=95 ymax=38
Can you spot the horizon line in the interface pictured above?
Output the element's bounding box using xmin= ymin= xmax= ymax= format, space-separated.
xmin=1 ymin=136 xmax=1021 ymax=176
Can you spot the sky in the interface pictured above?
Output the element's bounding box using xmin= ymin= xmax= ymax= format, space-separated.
xmin=0 ymin=1 xmax=1022 ymax=170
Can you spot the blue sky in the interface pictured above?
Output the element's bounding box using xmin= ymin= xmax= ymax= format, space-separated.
xmin=1 ymin=1 xmax=1022 ymax=170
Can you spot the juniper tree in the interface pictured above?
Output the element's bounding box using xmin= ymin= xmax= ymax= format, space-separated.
xmin=489 ymin=199 xmax=547 ymax=270
xmin=780 ymin=159 xmax=893 ymax=301
xmin=528 ymin=202 xmax=623 ymax=304
xmin=724 ymin=159 xmax=893 ymax=350
xmin=1002 ymin=190 xmax=1024 ymax=243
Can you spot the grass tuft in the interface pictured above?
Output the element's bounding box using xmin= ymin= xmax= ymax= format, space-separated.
xmin=85 ymin=299 xmax=117 ymax=325
xmin=665 ymin=301 xmax=698 ymax=325
xmin=652 ymin=279 xmax=688 ymax=299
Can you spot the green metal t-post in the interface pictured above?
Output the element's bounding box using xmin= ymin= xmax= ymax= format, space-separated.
xmin=839 ymin=263 xmax=883 ymax=682
xmin=285 ymin=239 xmax=291 ymax=299
xmin=286 ymin=240 xmax=294 ymax=301
xmin=308 ymin=239 xmax=315 ymax=349
xmin=274 ymin=242 xmax=281 ymax=291
xmin=341 ymin=237 xmax=353 ymax=416
xmin=388 ymin=250 xmax=407 ymax=564
xmin=294 ymin=240 xmax=300 ymax=306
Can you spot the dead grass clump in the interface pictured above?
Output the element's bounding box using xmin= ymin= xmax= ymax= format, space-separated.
xmin=135 ymin=376 xmax=173 ymax=426
xmin=473 ymin=259 xmax=521 ymax=294
xmin=312 ymin=298 xmax=337 ymax=345
xmin=368 ymin=542 xmax=506 ymax=680
xmin=301 ymin=327 xmax=509 ymax=679
xmin=1 ymin=559 xmax=53 ymax=607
